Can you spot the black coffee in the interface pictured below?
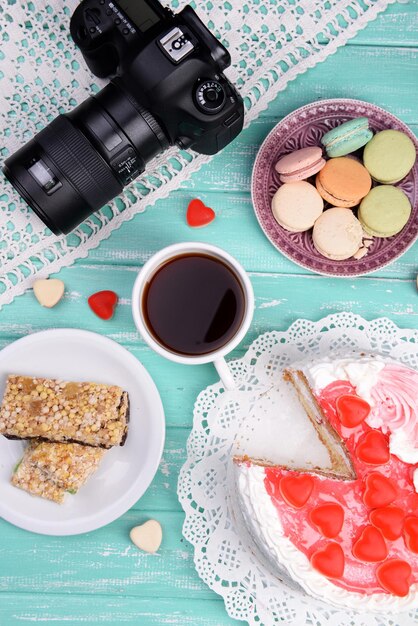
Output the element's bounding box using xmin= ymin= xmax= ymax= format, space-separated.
xmin=142 ymin=253 xmax=246 ymax=356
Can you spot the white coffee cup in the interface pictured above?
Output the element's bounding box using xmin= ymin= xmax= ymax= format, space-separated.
xmin=131 ymin=242 xmax=254 ymax=389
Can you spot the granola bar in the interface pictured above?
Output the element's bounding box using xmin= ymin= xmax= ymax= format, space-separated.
xmin=29 ymin=440 xmax=106 ymax=491
xmin=0 ymin=375 xmax=129 ymax=448
xmin=11 ymin=441 xmax=106 ymax=503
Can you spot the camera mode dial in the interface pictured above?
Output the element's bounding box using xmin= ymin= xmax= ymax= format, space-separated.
xmin=195 ymin=80 xmax=226 ymax=114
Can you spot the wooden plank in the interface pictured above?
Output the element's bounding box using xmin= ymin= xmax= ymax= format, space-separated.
xmin=0 ymin=593 xmax=241 ymax=625
xmin=320 ymin=1 xmax=418 ymax=47
xmin=0 ymin=511 xmax=218 ymax=600
xmin=78 ymin=184 xmax=418 ymax=280
xmin=0 ymin=6 xmax=417 ymax=626
xmin=0 ymin=265 xmax=416 ymax=345
xmin=249 ymin=45 xmax=418 ymax=121
xmin=132 ymin=427 xmax=187 ymax=512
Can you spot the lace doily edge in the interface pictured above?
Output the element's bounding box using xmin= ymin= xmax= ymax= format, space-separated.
xmin=177 ymin=313 xmax=418 ymax=625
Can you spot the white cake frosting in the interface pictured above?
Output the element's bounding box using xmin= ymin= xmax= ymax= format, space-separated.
xmin=306 ymin=355 xmax=386 ymax=404
xmin=234 ymin=355 xmax=418 ymax=611
xmin=390 ymin=429 xmax=418 ymax=466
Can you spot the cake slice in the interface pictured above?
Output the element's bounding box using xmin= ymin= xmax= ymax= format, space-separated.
xmin=234 ymin=366 xmax=356 ymax=481
xmin=282 ymin=367 xmax=356 ymax=480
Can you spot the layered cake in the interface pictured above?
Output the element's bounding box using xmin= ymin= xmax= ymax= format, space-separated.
xmin=234 ymin=356 xmax=418 ymax=610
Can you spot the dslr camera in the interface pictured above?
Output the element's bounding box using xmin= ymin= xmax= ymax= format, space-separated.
xmin=3 ymin=0 xmax=244 ymax=234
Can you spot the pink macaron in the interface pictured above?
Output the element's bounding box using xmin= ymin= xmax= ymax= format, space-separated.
xmin=275 ymin=147 xmax=326 ymax=183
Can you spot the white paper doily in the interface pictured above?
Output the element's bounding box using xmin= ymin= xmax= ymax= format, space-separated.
xmin=0 ymin=0 xmax=396 ymax=307
xmin=178 ymin=312 xmax=418 ymax=626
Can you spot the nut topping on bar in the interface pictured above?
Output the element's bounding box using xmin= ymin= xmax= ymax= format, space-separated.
xmin=12 ymin=441 xmax=106 ymax=503
xmin=0 ymin=375 xmax=129 ymax=448
xmin=12 ymin=460 xmax=67 ymax=504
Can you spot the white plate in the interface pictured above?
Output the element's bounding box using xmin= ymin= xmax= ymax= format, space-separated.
xmin=0 ymin=329 xmax=165 ymax=536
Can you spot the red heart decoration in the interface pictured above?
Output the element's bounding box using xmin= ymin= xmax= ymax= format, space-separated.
xmin=352 ymin=525 xmax=387 ymax=562
xmin=336 ymin=394 xmax=371 ymax=428
xmin=363 ymin=472 xmax=397 ymax=509
xmin=309 ymin=503 xmax=344 ymax=538
xmin=370 ymin=506 xmax=405 ymax=540
xmin=311 ymin=543 xmax=345 ymax=579
xmin=376 ymin=559 xmax=412 ymax=597
xmin=88 ymin=290 xmax=118 ymax=320
xmin=186 ymin=199 xmax=216 ymax=228
xmin=356 ymin=430 xmax=390 ymax=465
xmin=279 ymin=474 xmax=314 ymax=509
xmin=403 ymin=516 xmax=418 ymax=554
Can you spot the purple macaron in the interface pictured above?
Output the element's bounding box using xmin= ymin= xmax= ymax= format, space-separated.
xmin=275 ymin=147 xmax=326 ymax=183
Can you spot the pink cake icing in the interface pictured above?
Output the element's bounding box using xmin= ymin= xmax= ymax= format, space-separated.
xmin=265 ymin=379 xmax=418 ymax=595
xmin=366 ymin=363 xmax=418 ymax=452
xmin=234 ymin=357 xmax=418 ymax=605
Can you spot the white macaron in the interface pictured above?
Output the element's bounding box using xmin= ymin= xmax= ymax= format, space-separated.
xmin=271 ymin=181 xmax=324 ymax=232
xmin=312 ymin=207 xmax=363 ymax=260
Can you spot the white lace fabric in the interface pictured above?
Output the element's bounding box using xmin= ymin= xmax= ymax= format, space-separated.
xmin=178 ymin=313 xmax=418 ymax=625
xmin=0 ymin=0 xmax=395 ymax=306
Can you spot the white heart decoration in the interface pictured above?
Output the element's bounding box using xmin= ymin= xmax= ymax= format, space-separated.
xmin=130 ymin=520 xmax=162 ymax=554
xmin=33 ymin=279 xmax=65 ymax=308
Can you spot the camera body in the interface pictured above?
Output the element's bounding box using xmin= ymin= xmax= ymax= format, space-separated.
xmin=71 ymin=0 xmax=243 ymax=155
xmin=3 ymin=0 xmax=244 ymax=234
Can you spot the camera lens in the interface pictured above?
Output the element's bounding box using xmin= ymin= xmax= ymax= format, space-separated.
xmin=3 ymin=82 xmax=169 ymax=234
xmin=195 ymin=80 xmax=226 ymax=114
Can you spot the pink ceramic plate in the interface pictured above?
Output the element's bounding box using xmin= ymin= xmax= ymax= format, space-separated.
xmin=251 ymin=99 xmax=418 ymax=277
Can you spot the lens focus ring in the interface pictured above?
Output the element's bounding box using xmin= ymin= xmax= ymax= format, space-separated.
xmin=37 ymin=115 xmax=121 ymax=210
xmin=111 ymin=80 xmax=170 ymax=153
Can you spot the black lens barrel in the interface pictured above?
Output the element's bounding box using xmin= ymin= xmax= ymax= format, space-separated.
xmin=96 ymin=81 xmax=169 ymax=164
xmin=3 ymin=115 xmax=122 ymax=234
xmin=3 ymin=83 xmax=169 ymax=235
xmin=38 ymin=115 xmax=122 ymax=209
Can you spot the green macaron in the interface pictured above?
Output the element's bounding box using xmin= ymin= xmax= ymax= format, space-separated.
xmin=358 ymin=185 xmax=411 ymax=238
xmin=321 ymin=117 xmax=373 ymax=158
xmin=363 ymin=130 xmax=416 ymax=184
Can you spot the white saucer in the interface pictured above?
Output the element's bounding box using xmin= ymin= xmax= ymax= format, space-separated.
xmin=0 ymin=329 xmax=165 ymax=536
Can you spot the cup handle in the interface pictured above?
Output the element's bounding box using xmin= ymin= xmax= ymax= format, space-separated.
xmin=214 ymin=357 xmax=236 ymax=390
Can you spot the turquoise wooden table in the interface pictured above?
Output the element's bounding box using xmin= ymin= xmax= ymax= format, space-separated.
xmin=1 ymin=2 xmax=418 ymax=624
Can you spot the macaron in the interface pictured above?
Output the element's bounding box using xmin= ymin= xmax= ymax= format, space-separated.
xmin=358 ymin=185 xmax=412 ymax=237
xmin=312 ymin=207 xmax=363 ymax=260
xmin=321 ymin=117 xmax=373 ymax=158
xmin=275 ymin=147 xmax=326 ymax=183
xmin=271 ymin=181 xmax=323 ymax=232
xmin=363 ymin=129 xmax=416 ymax=184
xmin=316 ymin=157 xmax=372 ymax=208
